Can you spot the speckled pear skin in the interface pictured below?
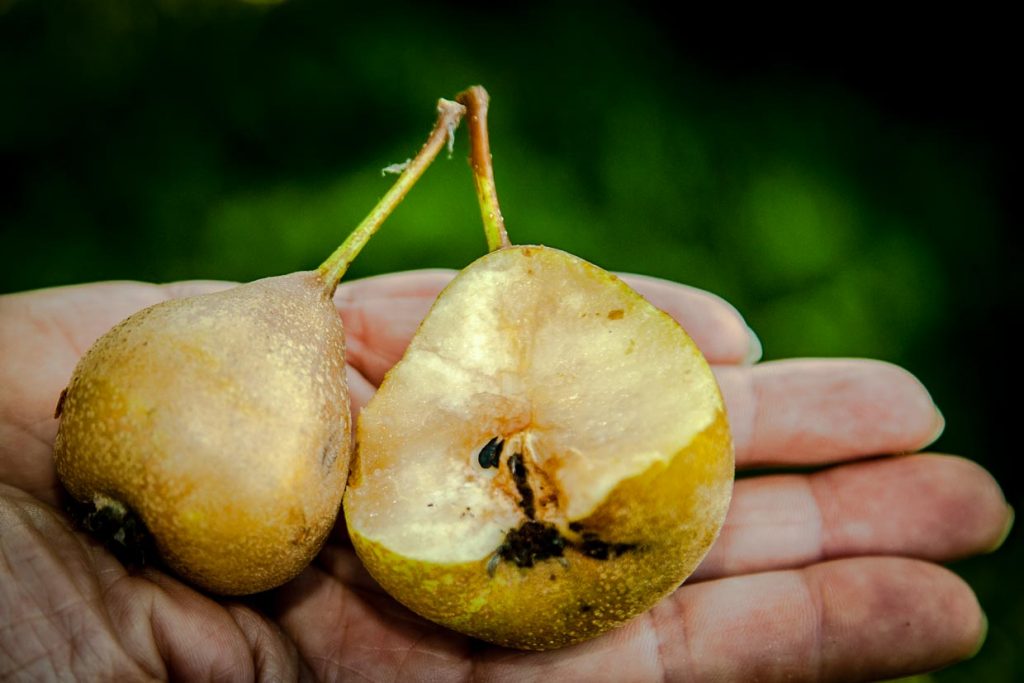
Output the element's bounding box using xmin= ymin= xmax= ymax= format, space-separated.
xmin=54 ymin=271 xmax=351 ymax=595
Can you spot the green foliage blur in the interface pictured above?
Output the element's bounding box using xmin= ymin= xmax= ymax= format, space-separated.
xmin=1 ymin=2 xmax=1017 ymax=679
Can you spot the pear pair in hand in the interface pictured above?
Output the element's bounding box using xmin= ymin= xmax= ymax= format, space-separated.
xmin=54 ymin=87 xmax=733 ymax=650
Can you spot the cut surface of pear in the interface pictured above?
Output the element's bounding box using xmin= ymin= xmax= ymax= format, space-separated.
xmin=55 ymin=272 xmax=350 ymax=595
xmin=344 ymin=245 xmax=734 ymax=649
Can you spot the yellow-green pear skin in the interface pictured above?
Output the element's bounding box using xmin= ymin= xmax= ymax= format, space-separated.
xmin=55 ymin=272 xmax=351 ymax=595
xmin=344 ymin=245 xmax=734 ymax=650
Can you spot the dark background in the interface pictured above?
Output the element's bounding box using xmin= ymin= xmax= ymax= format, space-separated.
xmin=1 ymin=2 xmax=1018 ymax=679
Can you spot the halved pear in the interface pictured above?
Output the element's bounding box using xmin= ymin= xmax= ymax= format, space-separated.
xmin=344 ymin=244 xmax=734 ymax=649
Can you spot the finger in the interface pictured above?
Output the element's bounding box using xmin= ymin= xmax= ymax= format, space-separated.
xmin=479 ymin=557 xmax=985 ymax=682
xmin=716 ymin=359 xmax=945 ymax=468
xmin=110 ymin=572 xmax=258 ymax=682
xmin=337 ymin=270 xmax=757 ymax=387
xmin=346 ymin=365 xmax=377 ymax=417
xmin=223 ymin=604 xmax=304 ymax=682
xmin=335 ymin=269 xmax=457 ymax=302
xmin=273 ymin=560 xmax=473 ymax=682
xmin=336 ymin=271 xmax=455 ymax=387
xmin=159 ymin=280 xmax=235 ymax=299
xmin=619 ymin=273 xmax=759 ymax=365
xmin=692 ymin=454 xmax=1012 ymax=581
xmin=661 ymin=558 xmax=985 ymax=682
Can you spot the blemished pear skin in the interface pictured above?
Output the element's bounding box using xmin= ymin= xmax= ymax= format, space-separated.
xmin=55 ymin=274 xmax=348 ymax=595
xmin=343 ymin=87 xmax=735 ymax=649
xmin=53 ymin=99 xmax=466 ymax=596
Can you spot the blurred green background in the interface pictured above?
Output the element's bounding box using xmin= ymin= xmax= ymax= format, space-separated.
xmin=1 ymin=1 xmax=1017 ymax=679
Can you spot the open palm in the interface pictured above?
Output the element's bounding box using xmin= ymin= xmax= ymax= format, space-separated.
xmin=0 ymin=272 xmax=1010 ymax=681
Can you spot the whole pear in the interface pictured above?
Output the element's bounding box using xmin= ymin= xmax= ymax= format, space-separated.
xmin=55 ymin=273 xmax=349 ymax=594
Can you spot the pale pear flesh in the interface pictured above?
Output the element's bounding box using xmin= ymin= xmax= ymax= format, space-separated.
xmin=345 ymin=245 xmax=734 ymax=649
xmin=55 ymin=272 xmax=351 ymax=595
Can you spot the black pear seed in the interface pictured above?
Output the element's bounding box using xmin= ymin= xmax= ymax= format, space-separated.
xmin=478 ymin=437 xmax=503 ymax=469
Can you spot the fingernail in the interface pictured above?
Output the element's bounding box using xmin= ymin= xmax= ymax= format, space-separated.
xmin=743 ymin=325 xmax=763 ymax=365
xmin=988 ymin=505 xmax=1015 ymax=553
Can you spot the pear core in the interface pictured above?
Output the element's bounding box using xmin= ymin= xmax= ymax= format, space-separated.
xmin=345 ymin=246 xmax=734 ymax=649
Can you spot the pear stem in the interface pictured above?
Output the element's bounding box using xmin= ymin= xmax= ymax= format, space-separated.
xmin=317 ymin=98 xmax=467 ymax=294
xmin=456 ymin=86 xmax=511 ymax=252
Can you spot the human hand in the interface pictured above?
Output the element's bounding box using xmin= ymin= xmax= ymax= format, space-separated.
xmin=0 ymin=273 xmax=1011 ymax=681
